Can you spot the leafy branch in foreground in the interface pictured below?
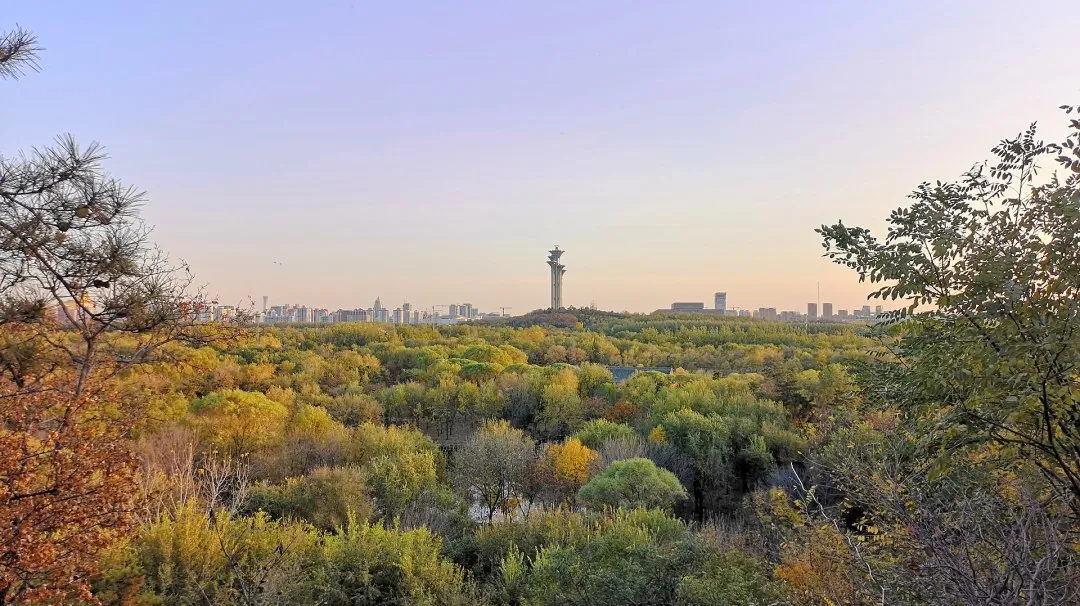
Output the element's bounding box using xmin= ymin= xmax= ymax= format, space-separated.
xmin=814 ymin=104 xmax=1080 ymax=605
xmin=818 ymin=103 xmax=1080 ymax=513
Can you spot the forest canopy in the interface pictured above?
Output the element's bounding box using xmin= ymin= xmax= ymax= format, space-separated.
xmin=4 ymin=17 xmax=1080 ymax=606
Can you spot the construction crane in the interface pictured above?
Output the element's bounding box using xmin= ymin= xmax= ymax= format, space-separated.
xmin=499 ymin=306 xmax=513 ymax=317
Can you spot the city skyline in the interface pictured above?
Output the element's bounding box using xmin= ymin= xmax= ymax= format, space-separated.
xmin=214 ymin=245 xmax=892 ymax=319
xmin=220 ymin=279 xmax=887 ymax=322
xmin=8 ymin=2 xmax=1077 ymax=314
xmin=207 ymin=240 xmax=890 ymax=317
xmin=208 ymin=275 xmax=890 ymax=316
xmin=244 ymin=297 xmax=505 ymax=325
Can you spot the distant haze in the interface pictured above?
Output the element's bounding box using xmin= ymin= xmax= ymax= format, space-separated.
xmin=6 ymin=1 xmax=1078 ymax=313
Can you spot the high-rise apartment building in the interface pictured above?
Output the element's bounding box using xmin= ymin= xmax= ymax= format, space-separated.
xmin=861 ymin=305 xmax=872 ymax=317
xmin=807 ymin=302 xmax=818 ymax=319
xmin=822 ymin=303 xmax=834 ymax=319
xmin=448 ymin=304 xmax=459 ymax=318
xmin=402 ymin=302 xmax=412 ymax=324
xmin=371 ymin=300 xmax=389 ymax=322
xmin=461 ymin=303 xmax=474 ymax=319
xmin=547 ymin=246 xmax=566 ymax=310
xmin=392 ymin=308 xmax=403 ymax=324
xmin=714 ymin=292 xmax=727 ymax=312
xmin=875 ymin=305 xmax=883 ymax=316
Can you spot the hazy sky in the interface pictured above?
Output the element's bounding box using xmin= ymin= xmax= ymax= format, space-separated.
xmin=5 ymin=1 xmax=1078 ymax=313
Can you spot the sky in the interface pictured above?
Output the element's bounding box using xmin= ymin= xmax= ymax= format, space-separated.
xmin=4 ymin=1 xmax=1079 ymax=314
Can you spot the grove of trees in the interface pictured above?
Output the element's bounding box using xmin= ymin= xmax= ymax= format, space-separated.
xmin=4 ymin=18 xmax=1080 ymax=606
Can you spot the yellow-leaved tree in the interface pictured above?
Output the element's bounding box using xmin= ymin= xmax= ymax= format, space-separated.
xmin=533 ymin=438 xmax=600 ymax=506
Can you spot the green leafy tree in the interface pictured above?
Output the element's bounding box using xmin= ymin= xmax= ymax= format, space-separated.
xmin=576 ymin=363 xmax=615 ymax=399
xmin=676 ymin=548 xmax=789 ymax=606
xmin=188 ymin=389 xmax=289 ymax=456
xmin=538 ymin=367 xmax=584 ymax=438
xmin=518 ymin=509 xmax=688 ymax=606
xmin=578 ymin=458 xmax=686 ymax=511
xmin=243 ymin=466 xmax=373 ymax=531
xmin=818 ymin=104 xmax=1080 ymax=515
xmin=459 ymin=361 xmax=502 ymax=384
xmin=572 ymin=419 xmax=637 ymax=449
xmin=108 ymin=502 xmax=471 ymax=605
xmin=814 ymin=104 xmax=1080 ymax=604
xmin=367 ymin=450 xmax=439 ymax=520
xmin=324 ymin=392 xmax=384 ymax=427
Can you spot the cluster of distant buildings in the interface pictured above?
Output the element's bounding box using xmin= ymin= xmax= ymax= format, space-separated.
xmin=194 ymin=249 xmax=885 ymax=327
xmin=805 ymin=302 xmax=883 ymax=321
xmin=199 ymin=297 xmax=507 ymax=325
xmin=663 ymin=292 xmax=884 ymax=322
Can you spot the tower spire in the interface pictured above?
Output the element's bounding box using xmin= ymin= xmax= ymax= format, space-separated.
xmin=547 ymin=246 xmax=566 ymax=310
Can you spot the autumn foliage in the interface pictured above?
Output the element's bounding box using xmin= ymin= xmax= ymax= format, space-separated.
xmin=533 ymin=438 xmax=600 ymax=505
xmin=0 ymin=373 xmax=139 ymax=602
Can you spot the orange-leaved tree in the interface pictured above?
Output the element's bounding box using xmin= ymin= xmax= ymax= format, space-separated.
xmin=0 ymin=372 xmax=140 ymax=603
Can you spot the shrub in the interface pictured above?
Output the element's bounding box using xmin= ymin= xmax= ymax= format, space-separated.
xmin=243 ymin=466 xmax=373 ymax=530
xmin=578 ymin=458 xmax=687 ymax=511
xmin=573 ymin=419 xmax=637 ymax=449
xmin=324 ymin=393 xmax=384 ymax=427
xmin=187 ymin=390 xmax=289 ymax=455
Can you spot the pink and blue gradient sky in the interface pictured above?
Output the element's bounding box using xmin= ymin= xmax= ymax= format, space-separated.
xmin=5 ymin=1 xmax=1078 ymax=313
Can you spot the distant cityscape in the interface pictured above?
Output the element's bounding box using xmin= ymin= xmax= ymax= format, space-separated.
xmin=196 ymin=246 xmax=885 ymax=324
xmin=661 ymin=293 xmax=885 ymax=322
xmin=199 ymin=297 xmax=509 ymax=325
